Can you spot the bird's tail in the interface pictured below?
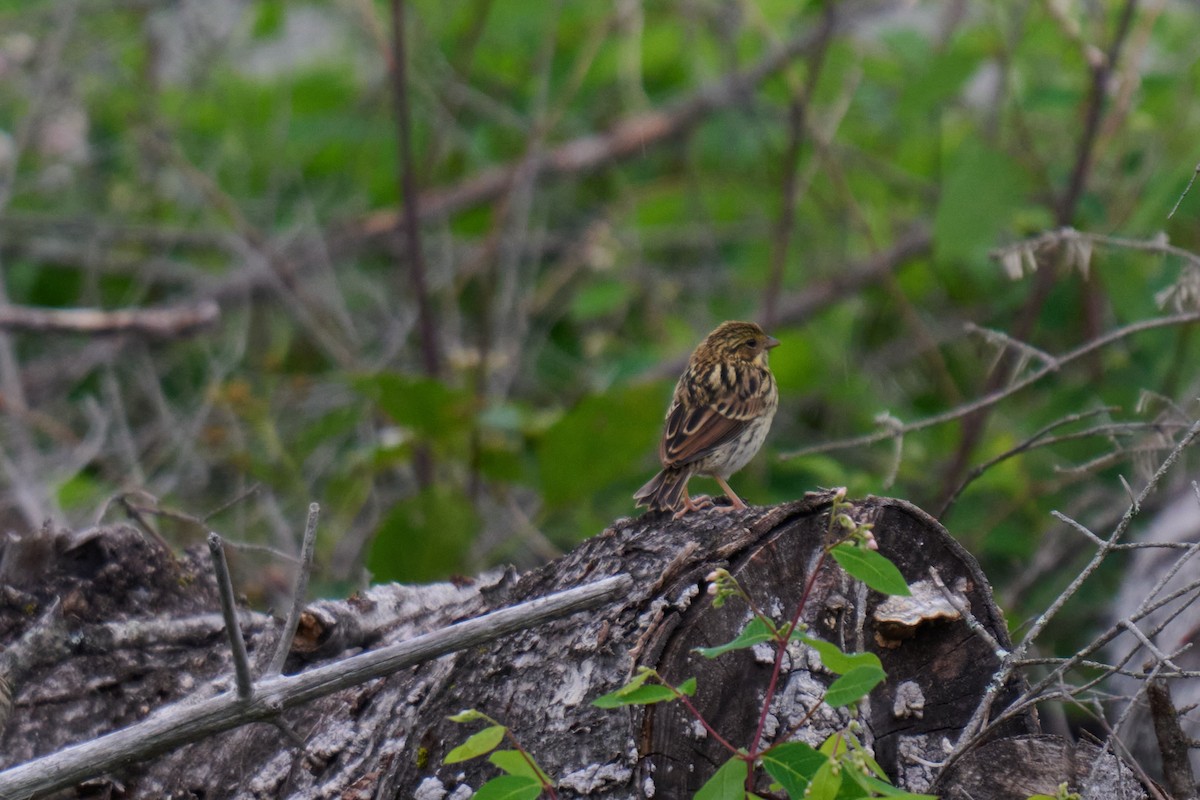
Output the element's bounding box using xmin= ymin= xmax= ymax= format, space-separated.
xmin=633 ymin=467 xmax=691 ymax=512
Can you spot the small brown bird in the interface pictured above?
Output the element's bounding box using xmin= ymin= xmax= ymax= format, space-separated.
xmin=634 ymin=321 xmax=779 ymax=518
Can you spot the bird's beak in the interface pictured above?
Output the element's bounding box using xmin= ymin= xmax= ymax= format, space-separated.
xmin=765 ymin=335 xmax=781 ymax=349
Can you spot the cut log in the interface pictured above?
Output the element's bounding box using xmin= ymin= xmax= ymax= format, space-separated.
xmin=0 ymin=495 xmax=1149 ymax=798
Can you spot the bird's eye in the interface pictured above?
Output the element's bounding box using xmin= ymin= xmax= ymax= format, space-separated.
xmin=744 ymin=339 xmax=758 ymax=349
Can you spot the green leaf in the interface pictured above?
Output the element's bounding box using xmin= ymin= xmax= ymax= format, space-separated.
xmin=807 ymin=759 xmax=842 ymax=800
xmin=448 ymin=709 xmax=486 ymax=723
xmin=694 ymin=756 xmax=749 ymax=800
xmin=695 ymin=617 xmax=777 ymax=658
xmin=444 ymin=725 xmax=506 ymax=764
xmin=489 ymin=750 xmax=552 ymax=784
xmin=472 ymin=774 xmax=544 ymax=800
xmin=367 ymin=486 xmax=479 ymax=582
xmin=592 ymin=671 xmax=694 ymax=707
xmin=795 ymin=635 xmax=883 ymax=675
xmin=592 ymin=684 xmax=678 ymax=708
xmin=355 ymin=373 xmax=474 ymax=449
xmin=847 ymin=770 xmax=937 ymax=798
xmin=537 ymin=384 xmax=666 ymax=507
xmin=825 ymin=665 xmax=887 ymax=708
xmin=829 ymin=545 xmax=911 ymax=596
xmin=761 ymin=742 xmax=827 ymax=797
xmin=934 ymin=139 xmax=1029 ymax=265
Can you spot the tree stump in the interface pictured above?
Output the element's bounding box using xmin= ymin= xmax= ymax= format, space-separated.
xmin=0 ymin=494 xmax=1148 ymax=798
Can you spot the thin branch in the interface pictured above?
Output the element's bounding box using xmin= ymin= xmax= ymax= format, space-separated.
xmin=0 ymin=301 xmax=220 ymax=338
xmin=928 ymin=567 xmax=1007 ymax=659
xmin=347 ymin=17 xmax=845 ymax=236
xmin=266 ymin=503 xmax=322 ymax=677
xmin=1169 ymin=163 xmax=1200 ymax=220
xmin=207 ymin=532 xmax=254 ymax=700
xmin=761 ymin=4 xmax=837 ymax=329
xmin=1056 ymin=0 xmax=1139 ymax=224
xmin=779 ymin=311 xmax=1200 ymax=460
xmin=990 ymin=227 xmax=1200 ymax=270
xmin=0 ymin=573 xmax=632 ymax=799
xmin=938 ymin=407 xmax=1116 ymax=517
xmin=944 ymin=418 xmax=1200 ymax=766
xmin=388 ymin=0 xmax=441 ymax=378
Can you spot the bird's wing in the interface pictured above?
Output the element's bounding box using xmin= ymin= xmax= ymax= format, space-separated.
xmin=658 ymin=368 xmax=772 ymax=468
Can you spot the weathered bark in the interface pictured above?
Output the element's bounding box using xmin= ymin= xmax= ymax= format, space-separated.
xmin=0 ymin=495 xmax=1148 ymax=798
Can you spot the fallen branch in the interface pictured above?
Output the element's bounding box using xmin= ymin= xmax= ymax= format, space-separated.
xmin=0 ymin=573 xmax=631 ymax=800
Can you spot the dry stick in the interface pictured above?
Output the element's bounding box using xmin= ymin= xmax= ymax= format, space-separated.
xmin=207 ymin=533 xmax=254 ymax=700
xmin=1014 ymin=656 xmax=1200 ymax=680
xmin=0 ymin=573 xmax=631 ymax=800
xmin=779 ymin=311 xmax=1200 ymax=460
xmin=0 ymin=301 xmax=220 ymax=338
xmin=266 ymin=503 xmax=322 ymax=677
xmin=944 ymin=418 xmax=1200 ymax=768
xmin=992 ymin=227 xmax=1200 ymax=269
xmin=927 ymin=567 xmax=1007 ymax=660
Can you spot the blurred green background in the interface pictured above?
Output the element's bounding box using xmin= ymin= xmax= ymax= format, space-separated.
xmin=0 ymin=0 xmax=1198 ymax=657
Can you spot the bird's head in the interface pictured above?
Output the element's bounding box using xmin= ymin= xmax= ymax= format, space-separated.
xmin=698 ymin=321 xmax=780 ymax=367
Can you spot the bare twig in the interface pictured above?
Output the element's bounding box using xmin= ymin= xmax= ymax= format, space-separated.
xmin=266 ymin=503 xmax=322 ymax=677
xmin=207 ymin=533 xmax=253 ymax=700
xmin=0 ymin=301 xmax=220 ymax=338
xmin=0 ymin=573 xmax=631 ymax=799
xmin=1169 ymin=163 xmax=1200 ymax=220
xmin=928 ymin=567 xmax=1007 ymax=660
xmin=780 ymin=311 xmax=1200 ymax=460
xmin=991 ymin=227 xmax=1200 ymax=270
xmin=938 ymin=407 xmax=1116 ymax=517
xmin=388 ymin=0 xmax=441 ymax=379
xmin=944 ymin=418 xmax=1200 ymax=767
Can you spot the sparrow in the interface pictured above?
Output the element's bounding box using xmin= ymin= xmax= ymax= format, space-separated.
xmin=634 ymin=321 xmax=779 ymax=518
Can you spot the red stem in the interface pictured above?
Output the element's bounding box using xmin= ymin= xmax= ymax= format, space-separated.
xmin=748 ymin=549 xmax=828 ymax=760
xmin=675 ymin=691 xmax=743 ymax=755
xmin=504 ymin=730 xmax=558 ymax=799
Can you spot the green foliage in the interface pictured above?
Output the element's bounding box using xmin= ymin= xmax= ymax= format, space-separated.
xmin=824 ymin=665 xmax=888 ymax=708
xmin=761 ymin=742 xmax=827 ymax=797
xmin=592 ymin=528 xmax=918 ymax=797
xmin=693 ymin=616 xmax=776 ymax=659
xmin=591 ymin=668 xmax=697 ymax=708
xmin=368 ymin=486 xmax=479 ymax=582
xmin=829 ymin=545 xmax=912 ymax=596
xmin=444 ymin=725 xmax=507 ymax=764
xmin=934 ymin=139 xmax=1031 ymax=267
xmin=694 ymin=756 xmax=749 ymax=800
xmin=444 ymin=711 xmax=554 ymax=798
xmin=537 ymin=383 xmax=665 ymax=508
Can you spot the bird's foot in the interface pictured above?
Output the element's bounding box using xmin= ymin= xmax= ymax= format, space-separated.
xmin=672 ymin=494 xmax=715 ymax=519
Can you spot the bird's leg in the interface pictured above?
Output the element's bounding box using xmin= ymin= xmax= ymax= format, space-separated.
xmin=673 ymin=486 xmax=714 ymax=519
xmin=713 ymin=477 xmax=748 ymax=511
